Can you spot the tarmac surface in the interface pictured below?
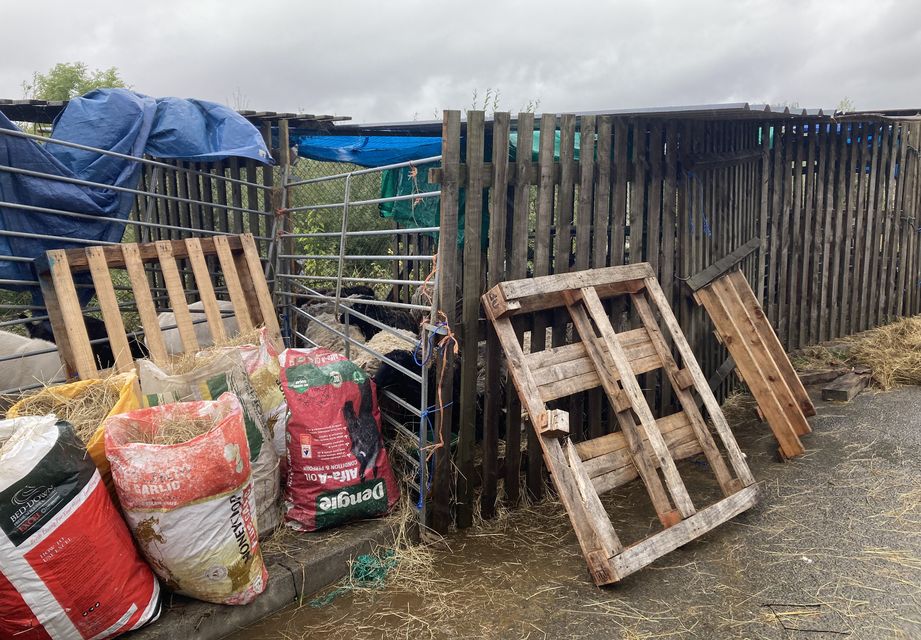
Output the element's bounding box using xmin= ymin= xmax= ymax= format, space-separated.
xmin=224 ymin=385 xmax=921 ymax=639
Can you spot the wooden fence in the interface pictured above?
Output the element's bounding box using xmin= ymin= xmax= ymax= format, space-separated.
xmin=431 ymin=110 xmax=921 ymax=532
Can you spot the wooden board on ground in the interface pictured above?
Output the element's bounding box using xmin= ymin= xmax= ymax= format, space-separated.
xmin=822 ymin=372 xmax=870 ymax=402
xmin=39 ymin=233 xmax=281 ymax=380
xmin=691 ymin=266 xmax=815 ymax=459
xmin=483 ymin=263 xmax=758 ymax=586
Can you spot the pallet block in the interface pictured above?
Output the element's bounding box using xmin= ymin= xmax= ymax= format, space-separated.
xmin=39 ymin=233 xmax=282 ymax=379
xmin=692 ymin=270 xmax=815 ymax=459
xmin=483 ymin=263 xmax=758 ymax=585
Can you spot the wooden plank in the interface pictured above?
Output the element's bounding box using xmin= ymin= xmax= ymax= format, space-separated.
xmin=155 ymin=240 xmax=200 ymax=353
xmin=684 ymin=236 xmax=760 ymax=293
xmin=563 ymin=438 xmax=624 ymax=557
xmin=578 ymin=287 xmax=696 ymax=519
xmin=185 ymin=237 xmax=228 ymax=343
xmin=818 ymin=123 xmax=839 ymax=343
xmin=431 ymin=110 xmax=461 ymax=532
xmin=643 ymin=276 xmax=755 ymax=484
xmin=481 ymin=111 xmax=511 ymax=520
xmin=85 ymin=247 xmax=133 ymax=373
xmin=757 ymin=122 xmax=771 ymax=301
xmin=593 ymin=117 xmax=613 ymax=268
xmin=531 ymin=336 xmax=662 ymax=401
xmin=878 ymin=124 xmax=899 ymax=322
xmin=577 ymin=410 xmax=695 ymax=461
xmin=122 ymin=244 xmax=168 ymax=364
xmin=859 ymin=124 xmax=881 ymax=331
xmin=539 ymin=437 xmax=617 ymax=585
xmin=484 ymin=263 xmax=653 ymax=318
xmin=821 ymin=372 xmax=870 ymax=402
xmin=575 ymin=116 xmax=596 ymax=272
xmin=38 ymin=273 xmax=76 ymax=379
xmin=727 ymin=270 xmax=816 ymax=417
xmin=557 ymin=113 xmax=577 ymax=279
xmin=609 ymin=485 xmax=758 ymax=581
xmin=564 ymin=294 xmax=683 ymax=526
xmin=631 ymin=292 xmax=736 ymax=495
xmin=798 ymin=119 xmax=818 ymax=346
xmin=777 ymin=124 xmax=797 ymax=344
xmin=527 ymin=113 xmax=557 ymax=500
xmin=57 ymin=236 xmax=245 ymax=270
xmin=610 ymin=119 xmax=629 ymax=273
xmin=697 ymin=279 xmax=807 ymax=458
xmin=787 ymin=122 xmax=806 ymax=347
xmin=212 ymin=235 xmax=254 ymax=332
xmin=896 ymin=124 xmax=917 ymax=317
xmin=457 ymin=110 xmax=486 ymax=528
xmin=46 ymin=250 xmax=97 ymax=379
xmin=886 ymin=123 xmax=907 ymax=319
xmin=659 ymin=121 xmax=679 ymax=412
xmin=767 ymin=123 xmax=785 ymax=321
xmin=808 ymin=123 xmax=828 ymax=344
xmin=240 ymin=233 xmax=282 ymax=345
xmin=841 ymin=124 xmax=861 ymax=335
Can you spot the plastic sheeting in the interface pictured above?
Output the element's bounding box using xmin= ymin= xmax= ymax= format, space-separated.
xmin=0 ymin=89 xmax=271 ymax=292
xmin=296 ymin=135 xmax=441 ymax=167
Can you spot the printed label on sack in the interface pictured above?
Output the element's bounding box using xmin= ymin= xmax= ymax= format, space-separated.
xmin=286 ymin=360 xmax=368 ymax=394
xmin=314 ymin=479 xmax=388 ymax=529
xmin=300 ymin=434 xmax=313 ymax=459
xmin=0 ymin=423 xmax=94 ymax=546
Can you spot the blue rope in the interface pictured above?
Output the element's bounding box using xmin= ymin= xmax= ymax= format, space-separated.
xmin=415 ymin=400 xmax=453 ymax=510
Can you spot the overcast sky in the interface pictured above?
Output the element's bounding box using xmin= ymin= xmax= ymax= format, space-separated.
xmin=3 ymin=0 xmax=919 ymax=123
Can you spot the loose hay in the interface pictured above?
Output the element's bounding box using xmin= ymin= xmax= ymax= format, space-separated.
xmin=165 ymin=327 xmax=263 ymax=375
xmin=140 ymin=414 xmax=215 ymax=446
xmin=9 ymin=377 xmax=123 ymax=443
xmin=845 ymin=316 xmax=921 ymax=389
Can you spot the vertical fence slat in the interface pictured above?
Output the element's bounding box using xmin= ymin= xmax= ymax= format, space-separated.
xmin=797 ymin=119 xmax=817 ymax=346
xmin=878 ymin=125 xmax=899 ymax=322
xmin=481 ymin=112 xmax=511 ymax=520
xmin=587 ymin=117 xmax=612 ymax=439
xmin=504 ymin=111 xmax=534 ymax=506
xmin=456 ymin=110 xmax=485 ymax=529
xmin=526 ymin=113 xmax=557 ymax=500
xmin=817 ymin=123 xmax=837 ymax=343
xmin=431 ymin=110 xmax=461 ymax=533
xmin=808 ymin=123 xmax=827 ymax=343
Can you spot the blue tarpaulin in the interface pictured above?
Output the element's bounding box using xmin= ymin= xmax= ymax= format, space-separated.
xmin=296 ymin=135 xmax=441 ymax=167
xmin=0 ymin=88 xmax=271 ymax=294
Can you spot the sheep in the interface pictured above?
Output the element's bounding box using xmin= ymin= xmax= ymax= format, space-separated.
xmin=303 ymin=310 xmax=365 ymax=354
xmin=349 ymin=328 xmax=418 ymax=377
xmin=339 ymin=295 xmax=418 ymax=341
xmin=24 ymin=315 xmax=148 ymax=370
xmin=157 ymin=300 xmax=238 ymax=355
xmin=0 ymin=330 xmax=65 ymax=393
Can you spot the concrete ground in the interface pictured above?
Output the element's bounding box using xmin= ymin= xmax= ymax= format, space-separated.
xmin=225 ymin=385 xmax=921 ymax=640
xmin=127 ymin=518 xmax=395 ymax=640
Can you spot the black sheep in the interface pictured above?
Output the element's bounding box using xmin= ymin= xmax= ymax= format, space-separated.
xmin=343 ymin=380 xmax=382 ymax=481
xmin=340 ymin=295 xmax=418 ymax=341
xmin=24 ymin=315 xmax=149 ymax=370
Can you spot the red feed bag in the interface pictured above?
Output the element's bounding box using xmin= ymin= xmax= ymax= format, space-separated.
xmin=280 ymin=348 xmax=399 ymax=531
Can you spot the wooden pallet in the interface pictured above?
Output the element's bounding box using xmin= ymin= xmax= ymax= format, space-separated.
xmin=483 ymin=263 xmax=758 ymax=585
xmin=38 ymin=233 xmax=282 ymax=379
xmin=691 ymin=269 xmax=815 ymax=459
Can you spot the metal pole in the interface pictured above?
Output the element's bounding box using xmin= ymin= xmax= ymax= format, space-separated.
xmin=335 ymin=172 xmax=353 ymax=360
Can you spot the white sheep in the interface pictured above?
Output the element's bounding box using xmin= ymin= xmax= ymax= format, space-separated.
xmin=157 ymin=300 xmax=239 ymax=355
xmin=350 ymin=328 xmax=418 ymax=376
xmin=0 ymin=330 xmax=65 ymax=393
xmin=303 ymin=311 xmax=365 ymax=354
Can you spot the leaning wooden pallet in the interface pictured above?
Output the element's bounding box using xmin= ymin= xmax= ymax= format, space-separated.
xmin=38 ymin=233 xmax=281 ymax=380
xmin=685 ymin=237 xmax=815 ymax=459
xmin=483 ymin=263 xmax=758 ymax=585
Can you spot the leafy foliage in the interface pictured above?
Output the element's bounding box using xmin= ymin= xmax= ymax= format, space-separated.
xmin=23 ymin=62 xmax=128 ymax=101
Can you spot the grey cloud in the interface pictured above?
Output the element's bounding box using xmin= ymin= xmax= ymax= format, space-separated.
xmin=2 ymin=0 xmax=920 ymax=123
